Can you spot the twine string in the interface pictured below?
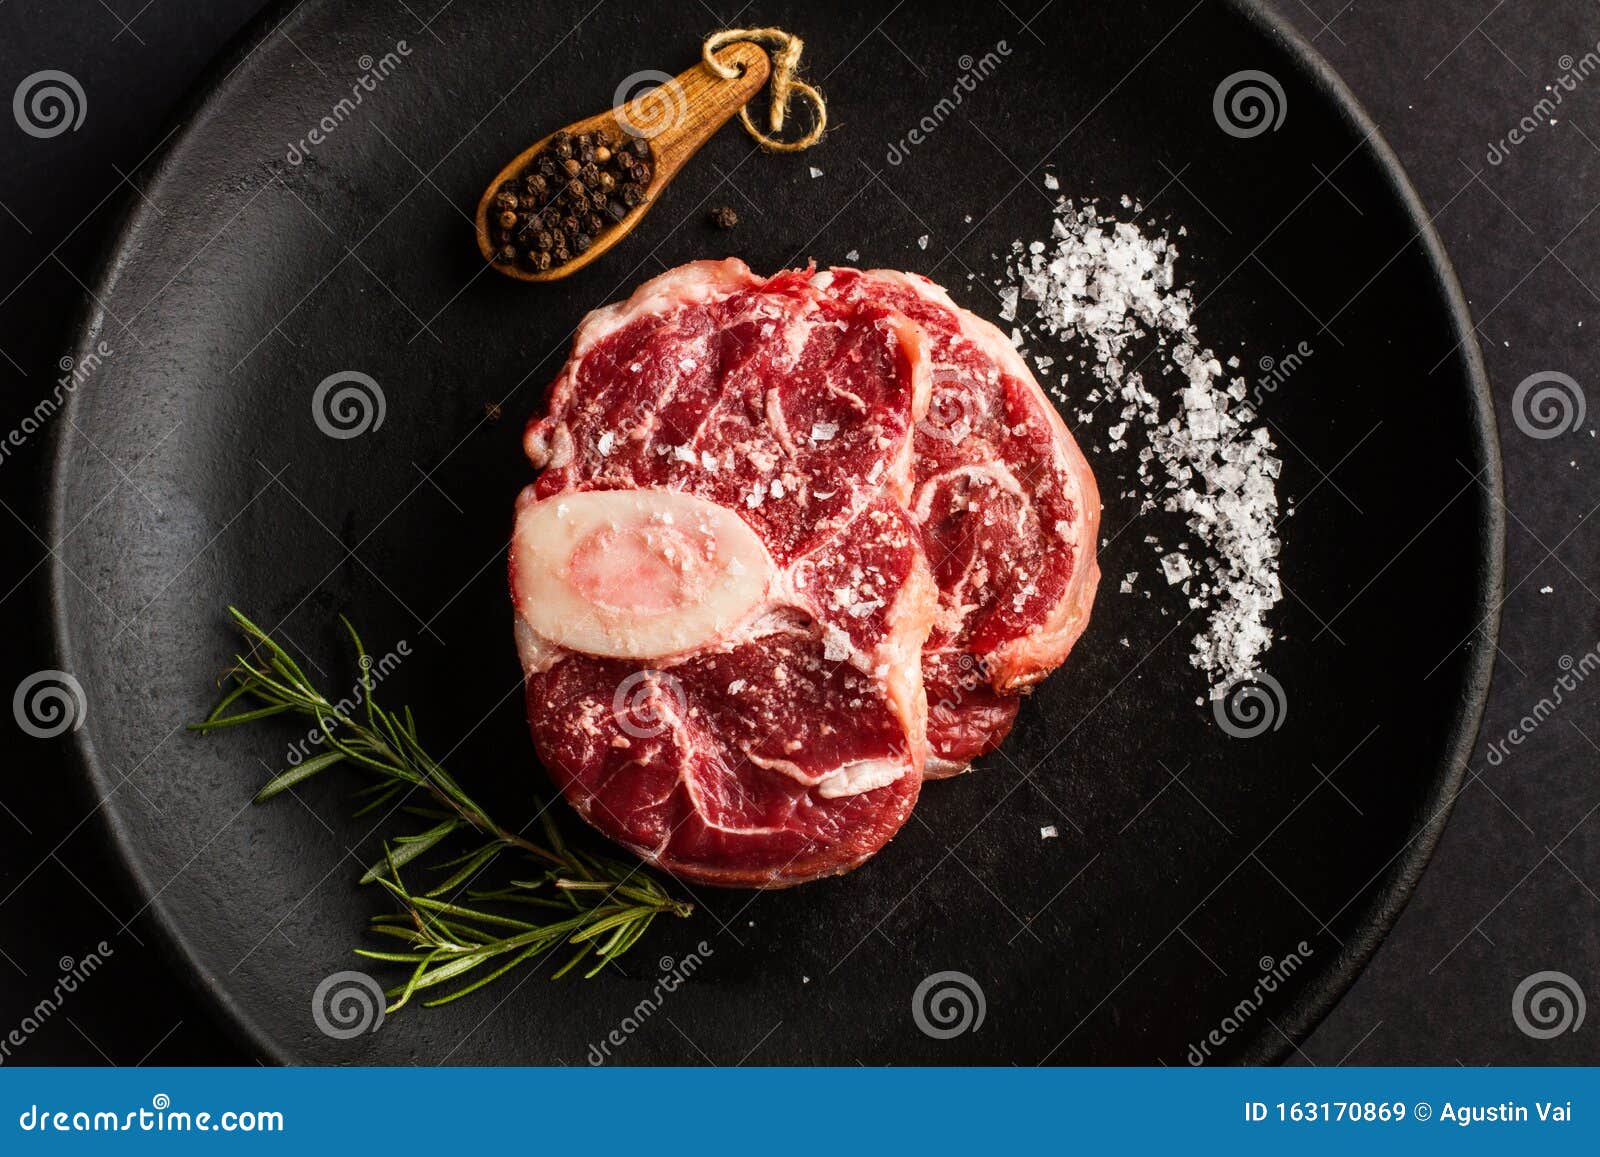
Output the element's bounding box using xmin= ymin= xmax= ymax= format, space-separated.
xmin=702 ymin=27 xmax=827 ymax=152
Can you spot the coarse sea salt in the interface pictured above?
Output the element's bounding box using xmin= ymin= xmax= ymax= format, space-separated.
xmin=1001 ymin=197 xmax=1283 ymax=699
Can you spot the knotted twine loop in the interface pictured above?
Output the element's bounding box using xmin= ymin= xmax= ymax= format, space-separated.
xmin=702 ymin=27 xmax=827 ymax=152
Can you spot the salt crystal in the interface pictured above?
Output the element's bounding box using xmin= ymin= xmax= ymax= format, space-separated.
xmin=811 ymin=421 xmax=838 ymax=443
xmin=1044 ymin=173 xmax=1059 ymax=191
xmin=845 ymin=248 xmax=860 ymax=261
xmin=1040 ymin=824 xmax=1059 ymax=839
xmin=809 ymin=166 xmax=823 ymax=178
xmin=999 ymin=198 xmax=1281 ymax=698
xmin=917 ymin=234 xmax=930 ymax=250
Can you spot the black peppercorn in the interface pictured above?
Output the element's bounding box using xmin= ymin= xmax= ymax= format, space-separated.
xmin=579 ymin=162 xmax=600 ymax=187
xmin=578 ymin=144 xmax=596 ymax=165
xmin=633 ymin=162 xmax=652 ymax=184
xmin=535 ymin=230 xmax=553 ymax=250
xmin=565 ymin=178 xmax=584 ymax=198
xmin=562 ymin=157 xmax=581 ymax=178
xmin=560 ymin=214 xmax=580 ymax=235
xmin=583 ymin=212 xmax=603 ymax=234
xmin=532 ymin=251 xmax=552 ymax=272
xmin=494 ymin=189 xmax=519 ymax=211
xmin=497 ymin=210 xmax=518 ymax=230
xmin=628 ymin=136 xmax=649 ymax=158
xmin=536 ymin=156 xmax=558 ymax=178
xmin=620 ymin=183 xmax=644 ymax=207
xmin=553 ymin=246 xmax=571 ymax=265
xmin=573 ymin=232 xmax=592 ymax=253
xmin=709 ymin=205 xmax=739 ymax=229
xmin=495 ymin=244 xmax=516 ymax=263
xmin=597 ymin=171 xmax=616 ymax=193
xmin=605 ymin=199 xmax=628 ymax=222
xmin=594 ymin=144 xmax=612 ymax=164
xmin=527 ymin=174 xmax=549 ymax=196
xmin=553 ymin=134 xmax=574 ymax=160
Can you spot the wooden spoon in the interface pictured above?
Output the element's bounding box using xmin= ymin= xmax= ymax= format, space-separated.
xmin=475 ymin=41 xmax=771 ymax=283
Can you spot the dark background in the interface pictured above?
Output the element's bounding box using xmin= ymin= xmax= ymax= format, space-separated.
xmin=1 ymin=0 xmax=1596 ymax=1065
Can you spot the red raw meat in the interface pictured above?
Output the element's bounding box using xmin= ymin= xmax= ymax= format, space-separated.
xmin=511 ymin=259 xmax=1100 ymax=887
xmin=818 ymin=270 xmax=1101 ymax=775
xmin=512 ymin=260 xmax=936 ymax=887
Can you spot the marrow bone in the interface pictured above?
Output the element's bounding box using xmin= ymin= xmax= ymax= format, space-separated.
xmin=512 ymin=488 xmax=774 ymax=660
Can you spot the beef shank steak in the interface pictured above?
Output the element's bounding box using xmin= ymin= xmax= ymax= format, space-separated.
xmin=510 ymin=259 xmax=1100 ymax=887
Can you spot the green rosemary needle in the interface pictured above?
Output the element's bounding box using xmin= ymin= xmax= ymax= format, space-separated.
xmin=189 ymin=607 xmax=691 ymax=1011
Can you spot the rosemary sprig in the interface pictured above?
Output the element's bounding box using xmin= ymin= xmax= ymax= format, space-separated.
xmin=189 ymin=607 xmax=691 ymax=1011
